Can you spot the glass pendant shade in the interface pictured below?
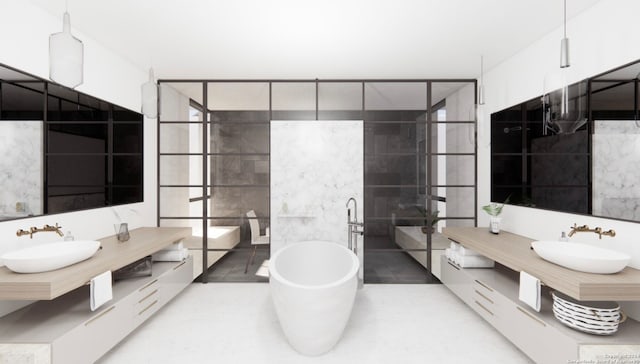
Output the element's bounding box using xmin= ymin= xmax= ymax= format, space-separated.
xmin=141 ymin=68 xmax=158 ymax=118
xmin=49 ymin=12 xmax=83 ymax=88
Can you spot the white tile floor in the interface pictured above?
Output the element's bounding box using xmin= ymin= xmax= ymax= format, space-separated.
xmin=98 ymin=284 xmax=533 ymax=364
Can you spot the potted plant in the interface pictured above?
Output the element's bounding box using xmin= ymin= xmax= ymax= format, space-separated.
xmin=482 ymin=197 xmax=510 ymax=234
xmin=416 ymin=207 xmax=440 ymax=234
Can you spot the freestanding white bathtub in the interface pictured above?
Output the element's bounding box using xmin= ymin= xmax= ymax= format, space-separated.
xmin=269 ymin=240 xmax=359 ymax=356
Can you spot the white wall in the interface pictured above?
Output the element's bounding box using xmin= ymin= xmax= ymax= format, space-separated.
xmin=0 ymin=1 xmax=151 ymax=316
xmin=479 ymin=0 xmax=640 ymax=319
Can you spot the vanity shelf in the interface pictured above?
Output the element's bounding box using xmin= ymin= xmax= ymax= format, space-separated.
xmin=442 ymin=227 xmax=640 ymax=301
xmin=0 ymin=227 xmax=192 ymax=300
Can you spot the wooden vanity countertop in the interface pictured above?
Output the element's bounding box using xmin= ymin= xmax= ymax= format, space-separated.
xmin=0 ymin=227 xmax=191 ymax=300
xmin=443 ymin=227 xmax=640 ymax=301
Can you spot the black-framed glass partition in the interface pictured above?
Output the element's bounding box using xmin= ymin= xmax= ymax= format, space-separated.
xmin=158 ymin=79 xmax=477 ymax=283
xmin=0 ymin=63 xmax=143 ymax=222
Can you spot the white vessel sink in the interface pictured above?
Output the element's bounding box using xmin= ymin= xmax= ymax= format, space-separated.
xmin=531 ymin=241 xmax=631 ymax=274
xmin=1 ymin=241 xmax=101 ymax=273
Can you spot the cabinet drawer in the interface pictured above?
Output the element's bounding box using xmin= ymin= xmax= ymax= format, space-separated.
xmin=501 ymin=304 xmax=577 ymax=364
xmin=440 ymin=256 xmax=473 ymax=304
xmin=53 ymin=303 xmax=131 ymax=364
xmin=158 ymin=257 xmax=193 ymax=304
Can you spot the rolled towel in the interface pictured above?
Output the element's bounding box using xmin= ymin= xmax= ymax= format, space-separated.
xmin=459 ymin=246 xmax=481 ymax=256
xmin=450 ymin=241 xmax=460 ymax=251
xmin=152 ymin=248 xmax=189 ymax=262
xmin=445 ymin=248 xmax=451 ymax=260
xmin=161 ymin=241 xmax=184 ymax=251
xmin=458 ymin=255 xmax=494 ymax=268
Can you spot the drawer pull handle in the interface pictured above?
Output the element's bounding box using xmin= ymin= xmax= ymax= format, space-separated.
xmin=85 ymin=306 xmax=115 ymax=326
xmin=516 ymin=306 xmax=546 ymax=327
xmin=474 ymin=289 xmax=494 ymax=304
xmin=474 ymin=300 xmax=494 ymax=316
xmin=173 ymin=260 xmax=187 ymax=270
xmin=138 ymin=300 xmax=158 ymax=316
xmin=139 ymin=279 xmax=158 ymax=292
xmin=447 ymin=261 xmax=460 ymax=271
xmin=138 ymin=289 xmax=158 ymax=304
xmin=474 ymin=280 xmax=494 ymax=292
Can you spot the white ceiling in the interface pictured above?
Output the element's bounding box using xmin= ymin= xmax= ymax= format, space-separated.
xmin=30 ymin=0 xmax=602 ymax=80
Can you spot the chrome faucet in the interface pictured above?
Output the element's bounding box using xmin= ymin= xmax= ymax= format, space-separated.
xmin=346 ymin=198 xmax=363 ymax=252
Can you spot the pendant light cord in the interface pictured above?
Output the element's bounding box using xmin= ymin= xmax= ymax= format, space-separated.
xmin=563 ymin=0 xmax=567 ymax=38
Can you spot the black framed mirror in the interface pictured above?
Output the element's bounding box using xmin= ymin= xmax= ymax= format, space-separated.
xmin=490 ymin=59 xmax=640 ymax=222
xmin=0 ymin=63 xmax=143 ymax=221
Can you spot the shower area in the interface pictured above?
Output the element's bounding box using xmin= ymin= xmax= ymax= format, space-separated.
xmin=157 ymin=80 xmax=476 ymax=283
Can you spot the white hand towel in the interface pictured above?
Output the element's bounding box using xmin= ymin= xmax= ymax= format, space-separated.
xmin=519 ymin=271 xmax=541 ymax=312
xmin=450 ymin=241 xmax=460 ymax=251
xmin=458 ymin=255 xmax=494 ymax=268
xmin=90 ymin=271 xmax=113 ymax=311
xmin=459 ymin=246 xmax=481 ymax=256
xmin=445 ymin=248 xmax=451 ymax=260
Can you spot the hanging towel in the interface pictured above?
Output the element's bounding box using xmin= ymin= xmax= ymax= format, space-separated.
xmin=519 ymin=271 xmax=541 ymax=312
xmin=459 ymin=246 xmax=481 ymax=256
xmin=90 ymin=271 xmax=113 ymax=311
xmin=255 ymin=259 xmax=270 ymax=278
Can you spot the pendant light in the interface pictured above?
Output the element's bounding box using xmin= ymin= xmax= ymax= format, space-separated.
xmin=49 ymin=7 xmax=83 ymax=88
xmin=478 ymin=55 xmax=485 ymax=106
xmin=559 ymin=0 xmax=570 ymax=119
xmin=141 ymin=68 xmax=158 ymax=119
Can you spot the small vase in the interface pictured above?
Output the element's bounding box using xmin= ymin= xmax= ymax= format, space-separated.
xmin=489 ymin=216 xmax=501 ymax=234
xmin=116 ymin=223 xmax=130 ymax=242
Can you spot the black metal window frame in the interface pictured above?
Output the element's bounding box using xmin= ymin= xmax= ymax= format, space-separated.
xmin=157 ymin=79 xmax=478 ymax=283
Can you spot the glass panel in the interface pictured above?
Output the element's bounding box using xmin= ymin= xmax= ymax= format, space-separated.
xmin=47 ymin=155 xmax=106 ymax=186
xmin=529 ymin=154 xmax=588 ymax=186
xmin=431 ymin=155 xmax=475 ymax=186
xmin=591 ymin=81 xmax=635 ymax=120
xmin=530 ymin=186 xmax=589 ymax=214
xmin=431 ymin=82 xmax=475 ymax=121
xmin=210 ymin=187 xmax=269 ymax=218
xmin=159 ymin=82 xmax=203 ymax=121
xmin=111 ymin=186 xmax=142 ymax=205
xmin=365 ymin=155 xmax=422 ymax=186
xmin=210 ymin=155 xmax=269 ymax=186
xmin=207 ymin=82 xmax=269 ymax=111
xmin=365 ymin=82 xmax=427 ymax=110
xmin=113 ymin=124 xmax=142 ymax=153
xmin=112 ymin=105 xmax=142 ymax=122
xmin=365 ymin=123 xmax=421 ymax=154
xmin=271 ymin=82 xmax=315 ymax=120
xmin=210 ymin=124 xmax=269 ymax=154
xmin=430 ymin=187 xmax=475 ymax=218
xmin=47 ymin=124 xmax=107 ymax=153
xmin=210 ymin=110 xmax=269 ymax=123
xmin=47 ymin=186 xmax=106 ymax=213
xmin=318 ymin=82 xmax=362 ymax=120
xmin=159 ymin=187 xmax=205 ymax=217
xmin=364 ymin=250 xmax=434 ymax=283
xmin=113 ymin=156 xmax=142 ymax=185
xmin=430 ymin=122 xmax=475 ymax=153
xmin=160 ymin=123 xmax=204 ymax=154
xmin=0 ymin=82 xmax=45 ymax=120
xmin=159 ymin=155 xmax=203 ymax=185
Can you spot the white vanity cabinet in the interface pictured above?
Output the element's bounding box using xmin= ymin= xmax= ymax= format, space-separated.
xmin=0 ymin=257 xmax=193 ymax=364
xmin=441 ymin=256 xmax=640 ymax=364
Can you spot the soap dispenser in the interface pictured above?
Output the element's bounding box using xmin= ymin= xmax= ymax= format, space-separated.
xmin=64 ymin=231 xmax=74 ymax=241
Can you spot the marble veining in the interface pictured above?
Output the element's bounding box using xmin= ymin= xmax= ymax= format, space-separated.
xmin=593 ymin=120 xmax=640 ymax=221
xmin=270 ymin=120 xmax=363 ymax=256
xmin=0 ymin=121 xmax=43 ymax=218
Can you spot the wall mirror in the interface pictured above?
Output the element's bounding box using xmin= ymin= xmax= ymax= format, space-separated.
xmin=0 ymin=63 xmax=143 ymax=222
xmin=491 ymin=59 xmax=640 ymax=222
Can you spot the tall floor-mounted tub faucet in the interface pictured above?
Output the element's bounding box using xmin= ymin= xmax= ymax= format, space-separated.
xmin=346 ymin=197 xmax=364 ymax=288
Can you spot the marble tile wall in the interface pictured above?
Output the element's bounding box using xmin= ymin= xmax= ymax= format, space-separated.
xmin=0 ymin=121 xmax=43 ymax=219
xmin=593 ymin=120 xmax=640 ymax=221
xmin=270 ymin=120 xmax=363 ymax=255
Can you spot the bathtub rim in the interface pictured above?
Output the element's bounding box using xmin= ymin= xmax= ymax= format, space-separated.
xmin=269 ymin=240 xmax=359 ymax=290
